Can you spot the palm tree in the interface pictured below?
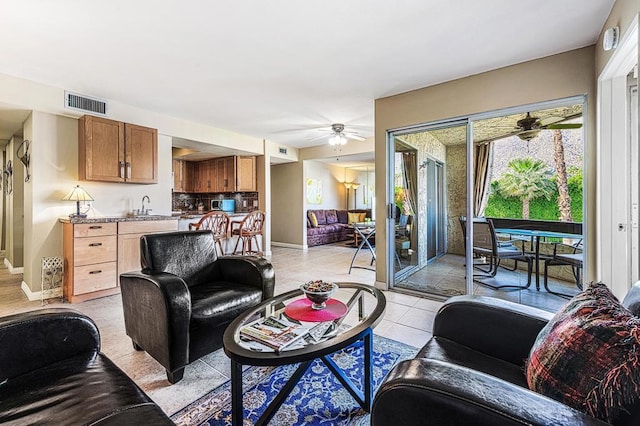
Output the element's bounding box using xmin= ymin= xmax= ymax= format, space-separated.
xmin=553 ymin=129 xmax=573 ymax=222
xmin=498 ymin=158 xmax=555 ymax=219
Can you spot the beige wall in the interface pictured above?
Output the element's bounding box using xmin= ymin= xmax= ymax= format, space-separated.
xmin=271 ymin=161 xmax=305 ymax=247
xmin=375 ymin=47 xmax=597 ymax=287
xmin=5 ymin=134 xmax=25 ymax=269
xmin=595 ymin=0 xmax=639 ymax=75
xmin=21 ymin=111 xmax=172 ymax=295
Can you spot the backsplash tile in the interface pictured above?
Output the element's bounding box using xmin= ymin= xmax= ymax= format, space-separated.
xmin=172 ymin=192 xmax=259 ymax=213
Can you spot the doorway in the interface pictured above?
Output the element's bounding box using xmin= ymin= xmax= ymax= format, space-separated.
xmin=390 ymin=120 xmax=469 ymax=298
xmin=425 ymin=157 xmax=445 ymax=261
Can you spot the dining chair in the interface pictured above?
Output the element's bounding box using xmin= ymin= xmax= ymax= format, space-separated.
xmin=543 ymin=240 xmax=583 ymax=297
xmin=230 ymin=210 xmax=266 ymax=255
xmin=189 ymin=211 xmax=230 ymax=255
xmin=460 ymin=216 xmax=533 ymax=289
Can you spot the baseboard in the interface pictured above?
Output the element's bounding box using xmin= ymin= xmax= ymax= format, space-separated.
xmin=21 ymin=281 xmax=63 ymax=302
xmin=375 ymin=280 xmax=388 ymax=291
xmin=4 ymin=258 xmax=24 ymax=274
xmin=271 ymin=242 xmax=307 ymax=250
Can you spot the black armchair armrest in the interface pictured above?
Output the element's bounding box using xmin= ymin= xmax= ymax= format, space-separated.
xmin=0 ymin=308 xmax=100 ymax=382
xmin=119 ymin=271 xmax=191 ymax=372
xmin=433 ymin=295 xmax=553 ymax=365
xmin=372 ymin=358 xmax=608 ymax=426
xmin=215 ymin=255 xmax=275 ymax=300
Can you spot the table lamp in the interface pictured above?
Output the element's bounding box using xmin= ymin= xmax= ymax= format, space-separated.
xmin=62 ymin=185 xmax=94 ymax=218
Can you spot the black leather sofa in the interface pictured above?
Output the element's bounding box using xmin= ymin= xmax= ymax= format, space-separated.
xmin=371 ymin=295 xmax=620 ymax=425
xmin=120 ymin=230 xmax=275 ymax=383
xmin=0 ymin=308 xmax=173 ymax=425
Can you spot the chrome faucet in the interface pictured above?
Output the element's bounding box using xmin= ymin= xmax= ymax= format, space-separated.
xmin=141 ymin=195 xmax=150 ymax=215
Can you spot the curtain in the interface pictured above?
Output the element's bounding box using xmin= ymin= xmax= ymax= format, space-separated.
xmin=474 ymin=142 xmax=494 ymax=217
xmin=402 ymin=152 xmax=418 ymax=216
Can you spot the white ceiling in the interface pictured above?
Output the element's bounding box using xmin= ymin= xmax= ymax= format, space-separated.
xmin=0 ymin=1 xmax=614 ymax=149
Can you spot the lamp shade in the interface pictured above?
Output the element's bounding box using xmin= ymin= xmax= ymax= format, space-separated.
xmin=62 ymin=185 xmax=94 ymax=202
xmin=62 ymin=185 xmax=94 ymax=218
xmin=343 ymin=182 xmax=353 ymax=189
xmin=351 ymin=183 xmax=360 ymax=190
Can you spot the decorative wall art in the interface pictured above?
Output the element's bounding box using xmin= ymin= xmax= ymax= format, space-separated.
xmin=4 ymin=160 xmax=12 ymax=195
xmin=17 ymin=139 xmax=30 ymax=182
xmin=306 ymin=178 xmax=323 ymax=204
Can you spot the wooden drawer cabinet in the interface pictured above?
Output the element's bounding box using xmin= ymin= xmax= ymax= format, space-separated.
xmin=73 ymin=262 xmax=118 ymax=295
xmin=63 ymin=219 xmax=177 ymax=303
xmin=63 ymin=222 xmax=120 ymax=303
xmin=73 ymin=235 xmax=117 ymax=266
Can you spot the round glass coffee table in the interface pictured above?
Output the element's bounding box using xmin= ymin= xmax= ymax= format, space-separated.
xmin=223 ymin=282 xmax=386 ymax=426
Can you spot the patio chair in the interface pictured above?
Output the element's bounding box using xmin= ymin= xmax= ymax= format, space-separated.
xmin=543 ymin=240 xmax=583 ymax=298
xmin=460 ymin=216 xmax=533 ymax=289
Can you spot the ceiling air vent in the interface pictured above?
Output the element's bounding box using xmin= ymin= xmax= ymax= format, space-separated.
xmin=64 ymin=91 xmax=108 ymax=116
xmin=278 ymin=147 xmax=288 ymax=155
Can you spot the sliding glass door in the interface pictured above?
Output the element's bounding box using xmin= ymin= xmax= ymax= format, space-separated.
xmin=388 ymin=120 xmax=470 ymax=299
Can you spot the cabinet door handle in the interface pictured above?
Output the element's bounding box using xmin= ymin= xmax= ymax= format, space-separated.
xmin=89 ymin=242 xmax=103 ymax=247
xmin=119 ymin=161 xmax=125 ymax=178
xmin=89 ymin=225 xmax=102 ymax=229
xmin=126 ymin=162 xmax=131 ymax=179
xmin=89 ymin=270 xmax=102 ymax=275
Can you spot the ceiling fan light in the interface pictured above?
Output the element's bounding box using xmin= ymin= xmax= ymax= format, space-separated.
xmin=328 ymin=133 xmax=348 ymax=146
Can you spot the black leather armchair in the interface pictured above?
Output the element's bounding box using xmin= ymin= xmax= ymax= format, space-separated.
xmin=371 ymin=296 xmax=614 ymax=425
xmin=0 ymin=308 xmax=172 ymax=425
xmin=120 ymin=230 xmax=275 ymax=384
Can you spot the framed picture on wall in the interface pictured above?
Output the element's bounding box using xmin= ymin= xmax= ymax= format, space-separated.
xmin=306 ymin=178 xmax=322 ymax=204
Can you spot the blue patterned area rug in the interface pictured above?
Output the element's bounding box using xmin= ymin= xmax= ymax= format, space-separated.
xmin=170 ymin=336 xmax=418 ymax=425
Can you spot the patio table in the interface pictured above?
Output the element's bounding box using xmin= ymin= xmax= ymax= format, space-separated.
xmin=494 ymin=228 xmax=582 ymax=292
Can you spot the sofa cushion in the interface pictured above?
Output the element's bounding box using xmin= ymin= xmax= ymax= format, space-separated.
xmin=348 ymin=212 xmax=361 ymax=224
xmin=190 ymin=282 xmax=262 ymax=325
xmin=308 ymin=211 xmax=318 ymax=227
xmin=326 ymin=209 xmax=338 ymax=224
xmin=314 ymin=210 xmax=327 ymax=225
xmin=336 ymin=210 xmax=348 ymax=224
xmin=0 ymin=354 xmax=171 ymax=425
xmin=526 ymin=282 xmax=640 ymax=424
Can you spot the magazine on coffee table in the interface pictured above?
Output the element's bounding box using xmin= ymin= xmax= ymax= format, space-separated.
xmin=239 ymin=316 xmax=310 ymax=352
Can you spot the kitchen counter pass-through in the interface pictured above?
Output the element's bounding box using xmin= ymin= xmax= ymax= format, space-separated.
xmin=60 ymin=216 xmax=178 ymax=303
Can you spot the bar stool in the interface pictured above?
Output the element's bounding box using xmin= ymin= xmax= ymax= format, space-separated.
xmin=230 ymin=210 xmax=265 ymax=256
xmin=189 ymin=211 xmax=230 ymax=255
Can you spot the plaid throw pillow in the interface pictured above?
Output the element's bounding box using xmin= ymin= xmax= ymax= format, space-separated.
xmin=526 ymin=282 xmax=640 ymax=423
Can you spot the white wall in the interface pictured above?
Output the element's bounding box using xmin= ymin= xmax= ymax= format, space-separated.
xmin=22 ymin=111 xmax=172 ymax=294
xmin=303 ymin=160 xmax=345 ymax=211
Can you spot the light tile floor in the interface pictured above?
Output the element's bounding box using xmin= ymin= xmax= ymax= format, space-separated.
xmin=0 ymin=243 xmax=570 ymax=417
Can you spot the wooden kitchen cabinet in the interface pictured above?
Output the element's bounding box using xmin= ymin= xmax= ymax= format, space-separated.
xmin=79 ymin=115 xmax=158 ymax=184
xmin=191 ymin=155 xmax=256 ymax=193
xmin=117 ymin=220 xmax=177 ymax=277
xmin=236 ymin=156 xmax=256 ymax=191
xmin=193 ymin=160 xmax=214 ymax=193
xmin=62 ymin=219 xmax=178 ymax=303
xmin=173 ymin=160 xmax=194 ymax=192
xmin=213 ymin=157 xmax=234 ymax=192
xmin=63 ymin=222 xmax=120 ymax=303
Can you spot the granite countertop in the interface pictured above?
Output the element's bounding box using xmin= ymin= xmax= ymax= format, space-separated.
xmin=176 ymin=210 xmax=250 ymax=219
xmin=59 ymin=215 xmax=177 ymax=224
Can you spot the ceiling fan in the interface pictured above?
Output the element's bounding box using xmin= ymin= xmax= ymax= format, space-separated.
xmin=308 ymin=123 xmax=366 ymax=145
xmin=509 ymin=112 xmax=583 ymax=141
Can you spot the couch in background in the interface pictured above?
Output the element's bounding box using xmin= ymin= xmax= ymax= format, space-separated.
xmin=0 ymin=308 xmax=173 ymax=425
xmin=306 ymin=208 xmax=371 ymax=247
